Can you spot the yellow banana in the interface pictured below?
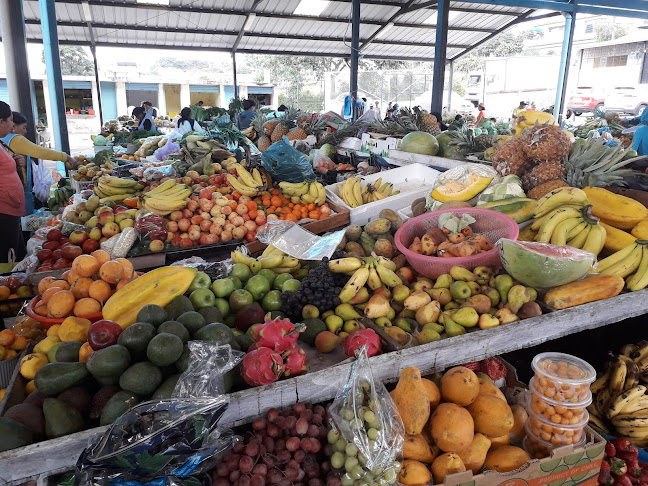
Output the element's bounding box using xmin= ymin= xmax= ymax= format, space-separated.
xmin=598 ymin=242 xmax=640 ymax=273
xmin=374 ymin=256 xmax=396 ymax=271
xmin=534 ymin=187 xmax=589 ymax=218
xmin=373 ymin=177 xmax=382 ymax=190
xmin=252 ymin=168 xmax=263 ymax=186
xmin=226 ymin=174 xmax=261 ymax=197
xmin=550 ymin=217 xmax=583 ymax=246
xmin=145 ymin=179 xmax=176 ymax=196
xmin=375 ymin=263 xmax=401 ymax=287
xmin=607 ymin=385 xmax=647 ymax=419
xmin=609 ymin=355 xmax=629 ymax=397
xmin=626 ymin=243 xmax=648 ymax=291
xmin=581 ymin=224 xmax=606 ymax=255
xmin=567 ymin=224 xmax=591 ymax=249
xmin=352 ymin=179 xmax=363 ymax=207
xmin=231 ymin=251 xmax=262 ymax=274
xmin=535 ymin=206 xmax=584 ymax=243
xmin=620 ymin=395 xmax=648 ymax=415
xmin=588 ymin=413 xmax=611 ymax=435
xmin=601 ymin=244 xmax=643 ymax=277
xmin=339 ymin=266 xmax=370 ymax=303
xmin=235 ymin=163 xmax=258 ymax=188
xmin=314 ymin=183 xmax=326 ymax=206
xmin=329 ymin=258 xmax=363 ymax=273
xmin=366 ymin=265 xmax=382 ymax=291
xmin=590 ymin=373 xmax=609 ymax=394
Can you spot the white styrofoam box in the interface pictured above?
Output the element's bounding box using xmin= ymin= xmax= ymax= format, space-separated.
xmin=397 ymin=205 xmax=413 ymax=221
xmin=360 ymin=133 xmax=400 ymax=156
xmin=325 ymin=164 xmax=440 ymax=226
xmin=388 ymin=149 xmax=486 ymax=172
xmin=338 ymin=137 xmax=362 ymax=151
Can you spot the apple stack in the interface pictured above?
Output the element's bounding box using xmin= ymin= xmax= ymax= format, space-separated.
xmin=36 ymin=228 xmax=103 ymax=272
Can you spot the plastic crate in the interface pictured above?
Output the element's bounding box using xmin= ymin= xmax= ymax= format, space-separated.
xmin=69 ymin=173 xmax=93 ymax=193
xmin=0 ymin=351 xmax=21 ymax=389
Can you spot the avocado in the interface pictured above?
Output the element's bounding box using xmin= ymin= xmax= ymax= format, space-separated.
xmin=43 ymin=398 xmax=85 ymax=439
xmin=176 ymin=311 xmax=206 ymax=335
xmin=152 ymin=374 xmax=181 ymax=399
xmin=86 ymin=344 xmax=131 ymax=379
xmin=4 ymin=403 xmax=45 ymax=440
xmin=118 ymin=322 xmax=156 ymax=358
xmin=47 ymin=342 xmax=64 ymax=363
xmin=55 ymin=341 xmax=83 ymax=362
xmin=136 ymin=304 xmax=168 ymax=328
xmin=94 ymin=375 xmax=120 ymax=386
xmin=175 ymin=345 xmax=190 ymax=373
xmin=147 ymin=333 xmax=183 ymax=367
xmin=89 ymin=385 xmax=120 ymax=421
xmin=34 ymin=362 xmax=89 ymax=395
xmin=299 ymin=318 xmax=327 ymax=346
xmin=157 ymin=321 xmax=190 ymax=343
xmin=164 ymin=295 xmax=194 ymax=320
xmin=193 ymin=323 xmax=240 ymax=350
xmin=234 ymin=334 xmax=255 ymax=352
xmin=120 ymin=361 xmax=163 ymax=396
xmin=57 ymin=386 xmax=91 ymax=415
xmin=100 ymin=391 xmax=140 ymax=426
xmin=0 ymin=417 xmax=33 ymax=451
xmin=23 ymin=391 xmax=47 ymax=408
xmin=197 ymin=306 xmax=223 ymax=325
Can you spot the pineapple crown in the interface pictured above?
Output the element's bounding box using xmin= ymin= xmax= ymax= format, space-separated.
xmin=564 ymin=137 xmax=639 ymax=188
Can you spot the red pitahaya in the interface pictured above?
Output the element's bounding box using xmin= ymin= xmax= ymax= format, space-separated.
xmin=344 ymin=329 xmax=382 ymax=358
xmin=241 ymin=347 xmax=285 ymax=386
xmin=253 ymin=317 xmax=303 ymax=353
xmin=282 ymin=347 xmax=307 ymax=378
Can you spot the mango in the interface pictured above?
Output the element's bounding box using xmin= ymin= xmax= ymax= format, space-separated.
xmin=20 ymin=353 xmax=49 ymax=380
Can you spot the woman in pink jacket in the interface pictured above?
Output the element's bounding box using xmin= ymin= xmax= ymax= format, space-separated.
xmin=0 ymin=101 xmax=27 ymax=262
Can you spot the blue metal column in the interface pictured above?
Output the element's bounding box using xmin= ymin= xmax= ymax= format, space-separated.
xmin=0 ymin=0 xmax=37 ymax=143
xmin=40 ymin=0 xmax=70 ymax=153
xmin=232 ymin=52 xmax=239 ymax=99
xmin=350 ymin=0 xmax=361 ymax=117
xmin=446 ymin=60 xmax=454 ymax=112
xmin=553 ymin=12 xmax=576 ymax=123
xmin=431 ymin=0 xmax=450 ymax=113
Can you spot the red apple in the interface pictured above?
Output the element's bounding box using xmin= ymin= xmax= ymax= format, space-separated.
xmin=42 ymin=240 xmax=60 ymax=251
xmin=245 ymin=231 xmax=256 ymax=242
xmin=209 ymin=225 xmax=222 ymax=236
xmin=171 ymin=234 xmax=182 ymax=246
xmin=150 ymin=228 xmax=167 ymax=242
xmin=188 ymin=226 xmax=201 ymax=241
xmin=199 ymin=219 xmax=212 ymax=232
xmin=186 ymin=200 xmax=199 ymax=212
xmin=205 ymin=234 xmax=219 ymax=244
xmin=232 ymin=227 xmax=246 ymax=240
xmin=47 ymin=229 xmax=63 ymax=241
xmin=199 ymin=199 xmax=214 ymax=212
xmin=61 ymin=245 xmax=83 ymax=261
xmin=52 ymin=248 xmax=63 ymax=260
xmin=244 ymin=220 xmax=257 ymax=232
xmin=255 ymin=214 xmax=267 ymax=226
xmin=82 ymin=239 xmax=100 ymax=254
xmin=102 ymin=222 xmax=121 ymax=237
xmin=52 ymin=258 xmax=68 ymax=270
xmin=37 ymin=249 xmax=53 ymax=262
xmin=114 ymin=206 xmax=128 ymax=214
xmin=199 ymin=233 xmax=210 ymax=246
xmin=179 ymin=238 xmax=193 ymax=248
xmin=87 ymin=319 xmax=123 ymax=350
xmin=199 ymin=188 xmax=212 ymax=200
xmin=169 ymin=210 xmax=183 ymax=221
xmin=177 ymin=218 xmax=191 ymax=232
xmin=190 ymin=215 xmax=203 ymax=225
xmin=182 ymin=209 xmax=193 ymax=219
xmin=69 ymin=230 xmax=89 ymax=245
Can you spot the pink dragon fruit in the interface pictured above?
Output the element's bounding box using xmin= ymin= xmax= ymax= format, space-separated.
xmin=344 ymin=329 xmax=382 ymax=358
xmin=241 ymin=347 xmax=285 ymax=386
xmin=282 ymin=347 xmax=307 ymax=378
xmin=252 ymin=317 xmax=303 ymax=353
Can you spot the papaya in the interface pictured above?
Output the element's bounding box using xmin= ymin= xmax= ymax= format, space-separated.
xmin=431 ymin=452 xmax=467 ymax=484
xmin=510 ymin=404 xmax=528 ymax=437
xmin=392 ymin=368 xmax=430 ymax=435
xmin=478 ymin=381 xmax=506 ymax=402
xmin=488 ymin=433 xmax=510 ymax=448
xmin=431 ymin=174 xmax=492 ymax=203
xmin=34 ymin=362 xmax=89 ymax=395
xmin=103 ymin=266 xmax=197 ymax=328
xmin=583 ymin=186 xmax=648 ymax=230
xmin=600 ymin=222 xmax=636 ymax=253
xmin=421 ymin=378 xmax=441 ymax=412
xmin=466 ymin=395 xmax=514 ymax=438
xmin=430 ymin=403 xmax=474 ymax=453
xmin=403 ymin=434 xmax=438 ymax=463
xmin=441 ymin=366 xmax=480 ymax=406
xmin=544 ymin=274 xmax=624 ymax=310
xmin=477 ymin=197 xmax=536 ymax=223
xmin=458 ymin=433 xmax=491 ymax=474
xmin=398 ymin=459 xmax=431 ymax=486
xmin=632 ymin=219 xmax=648 ymax=239
xmin=484 ymin=445 xmax=531 ymax=472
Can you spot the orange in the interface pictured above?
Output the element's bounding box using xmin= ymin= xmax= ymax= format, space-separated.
xmin=115 ymin=258 xmax=134 ymax=278
xmin=37 ymin=276 xmax=57 ymax=295
xmin=47 ymin=290 xmax=75 ymax=318
xmin=79 ymin=342 xmax=93 ymax=363
xmin=73 ymin=255 xmax=100 ymax=278
xmin=0 ymin=286 xmax=11 ymax=300
xmin=89 ymin=280 xmax=112 ymax=303
xmin=41 ymin=286 xmax=64 ymax=305
xmin=0 ymin=329 xmax=15 ymax=347
xmin=70 ymin=277 xmax=93 ymax=300
xmin=100 ymin=260 xmax=124 ymax=284
xmin=73 ymin=298 xmax=101 ymax=317
xmin=91 ymin=250 xmax=111 ymax=266
xmin=116 ymin=277 xmax=135 ymax=290
xmin=271 ymin=196 xmax=283 ymax=207
xmin=51 ymin=280 xmax=71 ymax=291
xmin=9 ymin=335 xmax=27 ymax=351
xmin=65 ymin=270 xmax=81 ymax=285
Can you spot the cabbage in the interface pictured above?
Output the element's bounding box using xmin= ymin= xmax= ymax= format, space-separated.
xmin=94 ymin=135 xmax=107 ymax=146
xmin=319 ymin=143 xmax=336 ymax=158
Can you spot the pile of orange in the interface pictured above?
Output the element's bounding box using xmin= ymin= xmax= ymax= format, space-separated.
xmin=229 ymin=188 xmax=332 ymax=222
xmin=33 ymin=250 xmax=138 ymax=319
xmin=0 ymin=328 xmax=28 ymax=361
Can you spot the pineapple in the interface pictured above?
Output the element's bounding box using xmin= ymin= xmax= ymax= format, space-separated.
xmin=473 ymin=134 xmax=497 ymax=152
xmin=296 ymin=114 xmax=312 ymax=129
xmin=420 ymin=113 xmax=441 ymax=136
xmin=257 ymin=136 xmax=271 ymax=152
xmin=270 ymin=108 xmax=299 ymax=142
xmin=523 ymin=161 xmax=565 ymax=191
xmin=527 ymin=179 xmax=568 ymax=199
xmin=492 ymin=137 xmax=533 ymax=177
xmin=286 ymin=127 xmax=307 ymax=140
xmin=262 ymin=119 xmax=279 ymax=136
xmin=522 ymin=125 xmax=572 ymax=162
xmin=564 ymin=137 xmax=637 ymax=188
xmin=304 ymin=117 xmax=328 ymax=136
xmin=250 ymin=114 xmax=267 ymax=141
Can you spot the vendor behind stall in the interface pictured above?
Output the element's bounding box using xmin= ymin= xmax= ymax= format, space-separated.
xmin=133 ymin=106 xmax=156 ymax=132
xmin=632 ymin=109 xmax=648 ymax=156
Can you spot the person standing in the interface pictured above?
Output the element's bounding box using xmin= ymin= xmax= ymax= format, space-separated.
xmin=237 ymin=99 xmax=257 ymax=130
xmin=142 ymin=101 xmax=157 ymax=119
xmin=133 ymin=106 xmax=156 ymax=131
xmin=476 ymin=103 xmax=486 ymax=124
xmin=175 ymin=107 xmax=199 ymax=135
xmin=512 ymin=101 xmax=527 ymax=121
xmin=392 ymin=103 xmax=400 ymax=116
xmin=374 ymin=101 xmax=381 ymax=118
xmin=632 ymin=109 xmax=648 ymax=156
xmin=0 ymin=102 xmax=27 ymax=262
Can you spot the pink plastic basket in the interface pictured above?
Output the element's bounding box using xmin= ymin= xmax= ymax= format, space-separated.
xmin=394 ymin=207 xmax=519 ymax=279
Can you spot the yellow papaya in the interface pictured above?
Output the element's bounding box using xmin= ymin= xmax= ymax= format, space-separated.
xmin=544 ymin=274 xmax=624 ymax=310
xmin=431 ymin=174 xmax=492 ymax=202
xmin=632 ymin=219 xmax=648 ymax=239
xmin=103 ymin=266 xmax=197 ymax=329
xmin=583 ymin=187 xmax=648 ymax=230
xmin=477 ymin=198 xmax=536 ymax=223
xmin=600 ymin=222 xmax=636 ymax=254
xmin=517 ymin=110 xmax=556 ymax=128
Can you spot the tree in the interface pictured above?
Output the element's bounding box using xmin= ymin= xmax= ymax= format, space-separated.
xmin=41 ymin=46 xmax=93 ymax=75
xmin=595 ymin=23 xmax=629 ymax=42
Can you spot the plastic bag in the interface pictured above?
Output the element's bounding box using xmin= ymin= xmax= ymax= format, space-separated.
xmin=255 ymin=220 xmax=344 ymax=260
xmin=261 ymin=136 xmax=315 ymax=183
xmin=328 ymin=347 xmax=404 ymax=480
xmin=426 ymin=164 xmax=499 ymax=211
xmin=12 ymin=254 xmax=39 ymax=274
xmin=174 ymin=343 xmax=244 ymax=399
xmin=134 ymin=211 xmax=166 ymax=242
xmin=26 ymin=225 xmax=62 ymax=255
xmin=76 ymin=398 xmax=234 ymax=486
xmin=143 ymin=165 xmax=176 ymax=182
xmin=313 ymin=152 xmax=336 ymax=173
xmin=112 ymin=227 xmax=138 ymax=259
xmin=155 ymin=139 xmax=181 ymax=161
xmin=475 ymin=174 xmax=526 ymax=204
xmin=21 ymin=209 xmax=54 ymax=232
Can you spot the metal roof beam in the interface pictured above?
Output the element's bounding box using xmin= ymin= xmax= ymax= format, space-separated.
xmin=455 ymin=0 xmax=573 ymax=11
xmin=395 ymin=22 xmax=497 ymax=33
xmin=232 ymin=0 xmax=262 ymax=52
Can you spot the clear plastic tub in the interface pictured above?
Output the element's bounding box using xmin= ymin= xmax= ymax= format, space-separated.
xmin=523 ymin=421 xmax=587 ymax=459
xmin=531 ymin=353 xmax=596 ymax=404
xmin=525 ymin=399 xmax=588 ymax=446
xmin=528 ymin=379 xmax=591 ymax=424
xmin=393 ymin=207 xmax=519 ymax=279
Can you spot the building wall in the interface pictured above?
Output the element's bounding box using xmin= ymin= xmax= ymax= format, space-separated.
xmin=190 ymin=92 xmax=219 ymax=107
xmin=578 ymin=41 xmax=646 ymax=88
xmin=165 ymin=85 xmax=181 ymax=115
xmin=100 ymin=81 xmax=118 ymax=121
xmin=126 ymin=89 xmax=158 ymax=110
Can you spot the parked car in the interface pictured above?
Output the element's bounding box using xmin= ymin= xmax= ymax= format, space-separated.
xmin=604 ymin=86 xmax=648 ymax=116
xmin=566 ymin=86 xmax=605 ymax=116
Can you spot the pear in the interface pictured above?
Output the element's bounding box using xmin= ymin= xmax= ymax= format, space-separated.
xmin=364 ymin=294 xmax=391 ymax=319
xmin=517 ymin=301 xmax=542 ymax=319
xmin=494 ymin=275 xmax=514 ymax=304
xmin=480 ymin=285 xmax=500 ymax=307
xmin=434 ymin=274 xmax=453 ymax=289
xmin=373 ymin=287 xmax=392 ymax=300
xmin=452 ymin=307 xmax=479 ymax=327
xmin=427 ymin=288 xmax=452 ymax=306
xmin=404 ymin=290 xmax=431 ymax=311
xmin=415 ymin=301 xmax=441 ymax=325
xmin=423 ymin=322 xmax=444 ymax=334
xmin=450 ymin=266 xmax=477 ymax=282
xmin=348 ymin=287 xmax=370 ymax=305
xmin=385 ymin=326 xmax=409 ymax=345
xmin=473 ymin=266 xmax=494 ymax=283
xmin=335 ymin=303 xmax=362 ymax=321
xmin=392 ymin=285 xmax=411 ymax=303
xmin=400 ymin=309 xmax=416 ymax=319
xmin=478 ymin=313 xmax=500 ymax=330
xmin=355 ymin=302 xmax=367 ymax=311
xmin=467 ymin=281 xmax=481 ymax=296
xmin=386 ymin=307 xmax=396 ymax=320
xmin=443 ymin=313 xmax=466 ymax=337
xmin=444 ymin=301 xmax=460 ymax=312
xmin=391 ymin=301 xmax=404 ymax=314
xmin=495 ymin=307 xmax=520 ymax=325
xmin=393 ymin=317 xmax=416 ymax=333
xmin=507 ymin=285 xmax=532 ymax=314
xmin=412 ymin=280 xmax=433 ymax=292
xmin=526 ymin=287 xmax=538 ymax=302
xmin=417 ymin=329 xmax=441 ymax=345
xmin=343 ymin=320 xmax=361 ymax=333
xmin=325 ymin=315 xmax=344 ymax=333
xmin=462 ymin=294 xmax=492 ymax=314
xmin=449 ymin=281 xmax=471 ymax=300
xmin=375 ymin=317 xmax=392 ymax=328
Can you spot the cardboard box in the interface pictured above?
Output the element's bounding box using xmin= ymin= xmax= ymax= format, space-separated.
xmin=360 ymin=132 xmax=400 ymax=156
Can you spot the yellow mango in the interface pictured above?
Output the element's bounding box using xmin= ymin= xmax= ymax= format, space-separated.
xmin=58 ymin=316 xmax=91 ymax=342
xmin=20 ymin=353 xmax=48 ymax=380
xmin=34 ymin=335 xmax=61 ymax=355
xmin=584 ymin=187 xmax=648 ymax=230
xmin=600 ymin=222 xmax=636 ymax=253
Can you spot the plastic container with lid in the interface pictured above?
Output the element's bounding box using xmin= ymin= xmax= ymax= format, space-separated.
xmin=525 ymin=396 xmax=588 ymax=446
xmin=532 ymin=352 xmax=596 ymax=404
xmin=523 ymin=421 xmax=587 ymax=459
xmin=528 ymin=379 xmax=591 ymax=424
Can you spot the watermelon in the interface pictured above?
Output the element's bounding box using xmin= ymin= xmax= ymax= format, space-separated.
xmin=499 ymin=239 xmax=596 ymax=289
xmin=400 ymin=131 xmax=439 ymax=156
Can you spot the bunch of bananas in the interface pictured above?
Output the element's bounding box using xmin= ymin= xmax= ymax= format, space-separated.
xmin=231 ymin=249 xmax=302 ymax=275
xmin=588 ymin=343 xmax=648 ymax=446
xmin=47 ymin=179 xmax=73 ymax=212
xmin=338 ymin=177 xmax=399 ymax=208
xmin=597 ymin=239 xmax=648 ymax=290
xmin=279 ymin=180 xmax=326 ymax=206
xmin=141 ymin=179 xmax=191 ymax=216
xmin=531 ymin=187 xmax=606 ymax=255
xmin=226 ymin=163 xmax=269 ymax=197
xmin=329 ymin=256 xmax=401 ymax=302
xmin=94 ymin=176 xmax=142 ymax=202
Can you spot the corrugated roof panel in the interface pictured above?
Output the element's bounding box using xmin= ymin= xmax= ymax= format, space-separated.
xmin=451 ymin=1 xmax=528 ymax=14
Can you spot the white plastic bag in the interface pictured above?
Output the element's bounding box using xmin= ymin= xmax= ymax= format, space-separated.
xmin=32 ymin=160 xmax=55 ymax=202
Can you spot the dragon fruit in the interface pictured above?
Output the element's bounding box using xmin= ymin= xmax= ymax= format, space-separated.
xmin=241 ymin=347 xmax=285 ymax=386
xmin=282 ymin=347 xmax=307 ymax=378
xmin=344 ymin=329 xmax=382 ymax=358
xmin=253 ymin=317 xmax=303 ymax=353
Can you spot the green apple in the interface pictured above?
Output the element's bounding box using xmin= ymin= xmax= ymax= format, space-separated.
xmin=188 ymin=271 xmax=211 ymax=293
xmin=229 ymin=289 xmax=254 ymax=313
xmin=245 ymin=275 xmax=271 ymax=301
xmin=189 ymin=288 xmax=217 ymax=309
xmin=273 ymin=273 xmax=292 ymax=291
xmin=261 ymin=290 xmax=282 ymax=312
xmin=230 ymin=263 xmax=251 ymax=282
xmin=212 ymin=278 xmax=235 ymax=298
xmin=281 ymin=278 xmax=301 ymax=293
xmin=214 ymin=298 xmax=230 ymax=318
xmin=228 ymin=276 xmax=243 ymax=290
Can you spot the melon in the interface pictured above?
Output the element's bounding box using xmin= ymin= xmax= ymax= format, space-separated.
xmin=401 ymin=131 xmax=439 ymax=156
xmin=499 ymin=239 xmax=595 ymax=289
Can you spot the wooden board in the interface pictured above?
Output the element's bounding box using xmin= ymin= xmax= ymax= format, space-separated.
xmin=1 ymin=289 xmax=646 ymax=483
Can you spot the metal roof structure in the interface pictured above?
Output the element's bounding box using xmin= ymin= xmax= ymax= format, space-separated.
xmin=17 ymin=0 xmax=555 ymax=62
